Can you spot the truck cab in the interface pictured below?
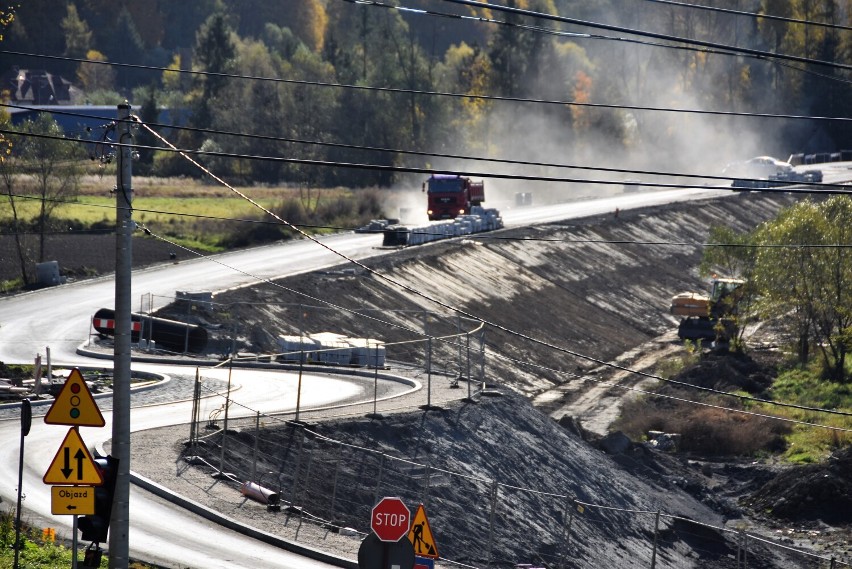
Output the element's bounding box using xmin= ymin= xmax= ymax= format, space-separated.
xmin=424 ymin=174 xmax=485 ymax=220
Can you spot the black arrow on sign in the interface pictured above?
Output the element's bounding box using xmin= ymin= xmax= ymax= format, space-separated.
xmin=61 ymin=447 xmax=73 ymax=479
xmin=66 ymin=505 xmax=77 ymax=511
xmin=74 ymin=449 xmax=85 ymax=480
xmin=60 ymin=447 xmax=88 ymax=480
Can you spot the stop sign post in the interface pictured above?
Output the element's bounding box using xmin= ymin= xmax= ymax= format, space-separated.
xmin=371 ymin=497 xmax=411 ymax=542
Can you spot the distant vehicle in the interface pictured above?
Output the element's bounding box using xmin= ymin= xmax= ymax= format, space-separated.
xmin=724 ymin=156 xmax=823 ymax=189
xmin=622 ymin=180 xmax=640 ymax=193
xmin=722 ymin=156 xmax=793 ymax=179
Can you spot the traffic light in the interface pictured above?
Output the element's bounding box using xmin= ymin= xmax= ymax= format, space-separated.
xmin=78 ymin=455 xmax=119 ymax=543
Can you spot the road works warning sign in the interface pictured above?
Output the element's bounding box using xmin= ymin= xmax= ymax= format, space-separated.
xmin=407 ymin=504 xmax=439 ymax=559
xmin=44 ymin=368 xmax=105 ymax=427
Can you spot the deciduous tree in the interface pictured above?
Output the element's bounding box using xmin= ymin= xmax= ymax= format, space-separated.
xmin=12 ymin=114 xmax=85 ymax=263
xmin=753 ymin=197 xmax=852 ymax=382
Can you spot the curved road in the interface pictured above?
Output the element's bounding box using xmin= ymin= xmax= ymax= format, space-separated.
xmin=0 ymin=184 xmax=758 ymax=568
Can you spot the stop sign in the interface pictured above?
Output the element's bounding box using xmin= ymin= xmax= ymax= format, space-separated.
xmin=371 ymin=497 xmax=411 ymax=542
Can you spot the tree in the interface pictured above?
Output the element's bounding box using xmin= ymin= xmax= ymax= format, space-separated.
xmin=0 ymin=112 xmax=31 ymax=286
xmin=192 ymin=13 xmax=236 ymax=132
xmin=101 ymin=7 xmax=147 ymax=92
xmin=61 ymin=4 xmax=92 ymax=61
xmin=13 ymin=114 xmax=84 ymax=262
xmin=135 ymin=86 xmax=159 ymax=176
xmin=77 ymin=50 xmax=115 ymax=95
xmin=753 ymin=197 xmax=852 ymax=382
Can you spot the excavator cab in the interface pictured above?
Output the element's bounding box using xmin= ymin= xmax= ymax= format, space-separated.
xmin=670 ymin=277 xmax=745 ymax=343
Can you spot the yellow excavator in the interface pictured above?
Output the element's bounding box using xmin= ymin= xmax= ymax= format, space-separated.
xmin=670 ymin=277 xmax=745 ymax=343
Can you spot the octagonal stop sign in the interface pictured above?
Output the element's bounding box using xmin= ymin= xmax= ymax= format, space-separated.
xmin=371 ymin=497 xmax=411 ymax=542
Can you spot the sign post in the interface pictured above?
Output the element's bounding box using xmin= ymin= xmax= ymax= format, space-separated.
xmin=42 ymin=368 xmax=106 ymax=568
xmin=360 ymin=497 xmax=415 ymax=569
xmin=14 ymin=399 xmax=32 ymax=569
xmin=371 ymin=496 xmax=411 ymax=542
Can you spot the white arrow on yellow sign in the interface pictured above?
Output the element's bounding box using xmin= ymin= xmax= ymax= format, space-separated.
xmin=43 ymin=428 xmax=104 ymax=486
xmin=51 ymin=486 xmax=95 ymax=515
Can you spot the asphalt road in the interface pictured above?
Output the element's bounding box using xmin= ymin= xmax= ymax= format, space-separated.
xmin=0 ymin=184 xmax=762 ymax=568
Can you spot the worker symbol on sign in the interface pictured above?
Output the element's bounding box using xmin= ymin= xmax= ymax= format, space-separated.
xmin=407 ymin=504 xmax=439 ymax=559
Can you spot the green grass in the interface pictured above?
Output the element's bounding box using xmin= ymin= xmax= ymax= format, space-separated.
xmin=0 ymin=508 xmax=160 ymax=568
xmin=0 ymin=509 xmax=107 ymax=569
xmin=624 ymin=347 xmax=852 ymax=462
xmin=1 ymin=181 xmax=380 ymax=252
xmin=763 ymin=368 xmax=852 ymax=463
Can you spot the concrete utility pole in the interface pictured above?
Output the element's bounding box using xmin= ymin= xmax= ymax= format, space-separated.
xmin=111 ymin=102 xmax=133 ymax=568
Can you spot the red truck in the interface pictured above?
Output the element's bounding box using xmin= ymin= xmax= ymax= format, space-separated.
xmin=423 ymin=174 xmax=485 ymax=220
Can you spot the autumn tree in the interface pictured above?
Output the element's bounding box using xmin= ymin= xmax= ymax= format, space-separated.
xmin=77 ymin=50 xmax=115 ymax=94
xmin=753 ymin=197 xmax=852 ymax=382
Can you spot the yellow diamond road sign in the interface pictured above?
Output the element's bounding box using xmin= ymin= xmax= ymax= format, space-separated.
xmin=51 ymin=486 xmax=96 ymax=515
xmin=43 ymin=428 xmax=104 ymax=486
xmin=44 ymin=368 xmax=105 ymax=427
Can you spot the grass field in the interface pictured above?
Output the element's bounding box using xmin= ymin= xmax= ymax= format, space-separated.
xmin=1 ymin=176 xmax=377 ymax=251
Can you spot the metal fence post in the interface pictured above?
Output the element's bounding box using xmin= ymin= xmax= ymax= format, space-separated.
xmin=217 ymin=363 xmax=233 ymax=476
xmin=466 ymin=332 xmax=472 ymax=399
xmin=422 ymin=464 xmax=432 ymax=507
xmin=373 ymin=454 xmax=386 ymax=505
xmin=289 ymin=426 xmax=305 ymax=510
xmin=324 ymin=442 xmax=343 ymax=537
xmin=559 ymin=498 xmax=577 ymax=569
xmin=486 ymin=480 xmax=499 ymax=568
xmin=426 ymin=337 xmax=433 ymax=408
xmin=189 ymin=368 xmax=200 ymax=453
xmin=457 ymin=315 xmax=463 ymax=376
xmin=650 ymin=510 xmax=661 ymax=569
xmin=737 ymin=529 xmax=744 ymax=568
xmin=480 ymin=329 xmax=486 ymax=387
xmin=251 ymin=411 xmax=260 ymax=481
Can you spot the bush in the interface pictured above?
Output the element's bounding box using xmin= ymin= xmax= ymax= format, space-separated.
xmin=614 ymin=397 xmax=789 ymax=455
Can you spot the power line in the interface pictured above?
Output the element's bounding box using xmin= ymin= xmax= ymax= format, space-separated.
xmin=350 ymin=0 xmax=852 ymax=86
xmin=10 ymin=191 xmax=852 ymax=250
xmin=132 ymin=114 xmax=852 ymax=424
xmin=5 ymin=126 xmax=852 ymax=195
xmin=486 ymin=348 xmax=852 ymax=430
xmin=138 ymin=216 xmax=852 ymax=428
xmin=436 ymin=0 xmax=852 ymax=71
xmin=640 ymin=0 xmax=852 ymax=33
xmin=8 ymin=100 xmax=852 ymax=198
xmin=4 ymin=117 xmax=848 ymax=426
xmin=4 ymin=50 xmax=852 ymax=125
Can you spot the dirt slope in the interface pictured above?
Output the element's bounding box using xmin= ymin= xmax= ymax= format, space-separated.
xmin=189 ymin=192 xmax=801 ymax=416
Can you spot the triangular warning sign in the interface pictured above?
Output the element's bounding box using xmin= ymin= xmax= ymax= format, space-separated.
xmin=44 ymin=369 xmax=105 ymax=427
xmin=43 ymin=428 xmax=104 ymax=486
xmin=407 ymin=504 xmax=439 ymax=559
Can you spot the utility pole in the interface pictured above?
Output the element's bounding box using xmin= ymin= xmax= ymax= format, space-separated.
xmin=111 ymin=102 xmax=133 ymax=568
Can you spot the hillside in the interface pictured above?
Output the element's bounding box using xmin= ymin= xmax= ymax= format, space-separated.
xmin=181 ymin=192 xmax=801 ymax=404
xmin=133 ymin=191 xmax=845 ymax=565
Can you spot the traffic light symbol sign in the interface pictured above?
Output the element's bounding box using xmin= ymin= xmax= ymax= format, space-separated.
xmin=44 ymin=369 xmax=105 ymax=427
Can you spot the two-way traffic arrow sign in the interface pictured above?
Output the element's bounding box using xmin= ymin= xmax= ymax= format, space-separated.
xmin=43 ymin=428 xmax=103 ymax=486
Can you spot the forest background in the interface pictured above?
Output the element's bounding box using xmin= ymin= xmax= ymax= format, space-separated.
xmin=3 ymin=0 xmax=851 ymax=191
